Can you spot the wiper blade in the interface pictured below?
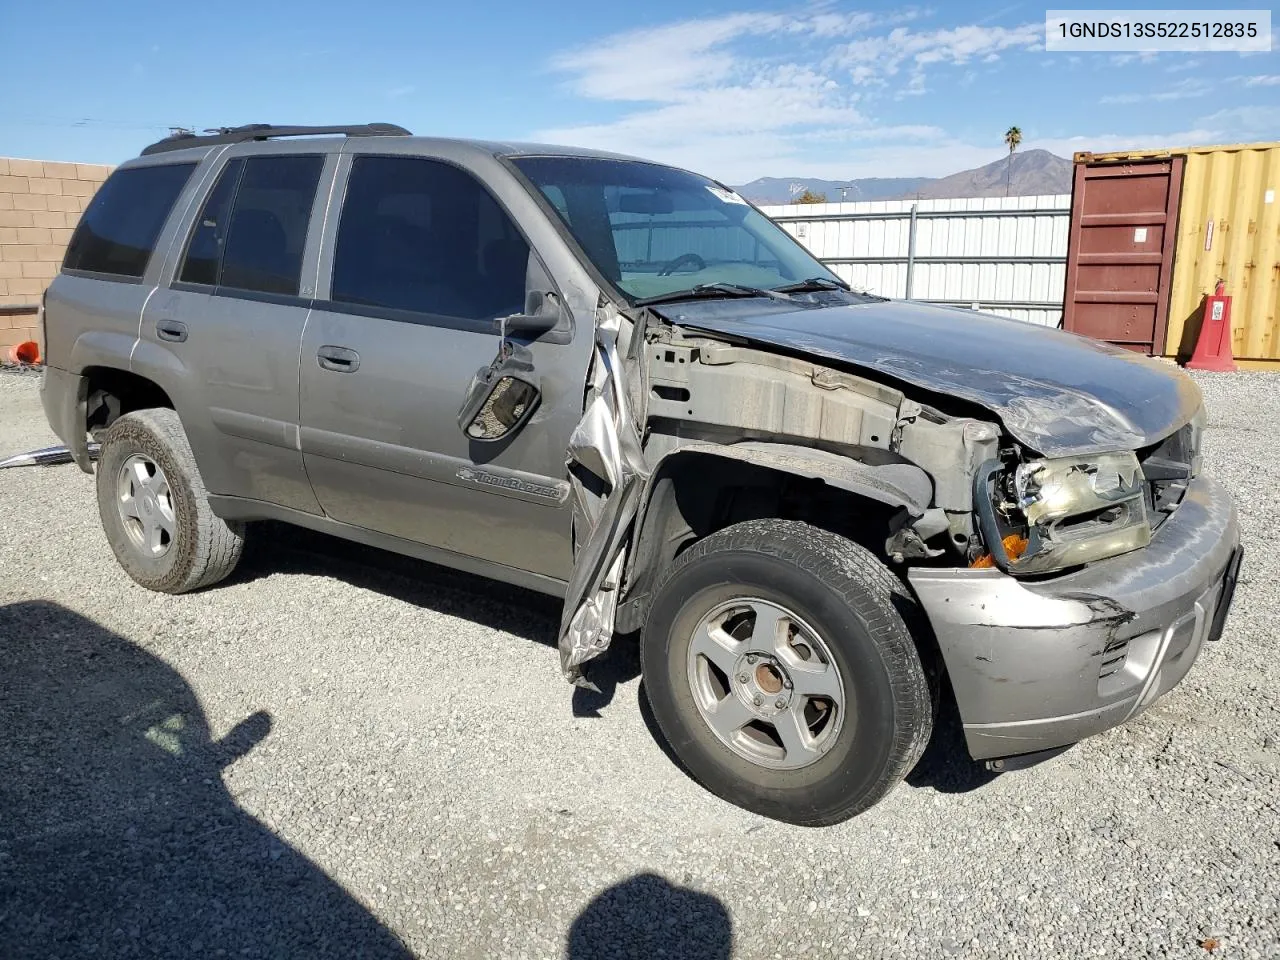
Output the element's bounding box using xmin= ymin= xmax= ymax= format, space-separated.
xmin=635 ymin=282 xmax=795 ymax=307
xmin=772 ymin=277 xmax=848 ymax=293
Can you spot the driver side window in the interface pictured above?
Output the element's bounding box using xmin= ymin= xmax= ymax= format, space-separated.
xmin=330 ymin=156 xmax=531 ymax=324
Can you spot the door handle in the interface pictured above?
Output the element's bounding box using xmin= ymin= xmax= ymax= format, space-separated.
xmin=317 ymin=345 xmax=360 ymax=373
xmin=156 ymin=319 xmax=188 ymax=343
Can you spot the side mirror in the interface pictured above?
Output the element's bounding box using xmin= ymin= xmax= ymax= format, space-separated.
xmin=214 ymin=710 xmax=272 ymax=769
xmin=457 ymin=341 xmax=542 ymax=442
xmin=498 ymin=290 xmax=558 ymax=338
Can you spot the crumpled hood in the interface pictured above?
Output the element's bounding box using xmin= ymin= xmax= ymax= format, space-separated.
xmin=664 ymin=298 xmax=1203 ymax=457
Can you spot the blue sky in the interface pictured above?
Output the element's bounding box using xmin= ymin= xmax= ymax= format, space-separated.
xmin=2 ymin=1 xmax=1277 ymax=183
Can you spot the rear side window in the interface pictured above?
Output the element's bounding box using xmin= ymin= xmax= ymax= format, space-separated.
xmin=63 ymin=163 xmax=196 ymax=278
xmin=330 ymin=156 xmax=529 ymax=322
xmin=180 ymin=159 xmax=243 ymax=286
xmin=178 ymin=155 xmax=323 ymax=296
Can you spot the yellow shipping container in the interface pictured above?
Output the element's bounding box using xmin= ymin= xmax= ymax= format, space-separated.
xmin=1074 ymin=142 xmax=1280 ymax=368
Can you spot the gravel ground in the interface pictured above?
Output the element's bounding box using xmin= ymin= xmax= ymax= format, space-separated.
xmin=1 ymin=368 xmax=1277 ymax=959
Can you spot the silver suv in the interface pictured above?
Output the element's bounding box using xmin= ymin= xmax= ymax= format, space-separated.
xmin=40 ymin=123 xmax=1243 ymax=825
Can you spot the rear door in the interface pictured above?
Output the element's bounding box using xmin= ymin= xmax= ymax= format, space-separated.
xmin=297 ymin=151 xmax=592 ymax=583
xmin=138 ymin=146 xmax=336 ymax=514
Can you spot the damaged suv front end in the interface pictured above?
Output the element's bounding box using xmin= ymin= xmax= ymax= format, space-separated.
xmin=658 ymin=300 xmax=1241 ymax=766
xmin=914 ymin=403 xmax=1241 ymax=763
xmin=510 ymin=151 xmax=1241 ymax=777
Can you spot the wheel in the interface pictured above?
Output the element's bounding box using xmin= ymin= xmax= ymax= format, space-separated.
xmin=95 ymin=408 xmax=244 ymax=593
xmin=640 ymin=519 xmax=932 ymax=826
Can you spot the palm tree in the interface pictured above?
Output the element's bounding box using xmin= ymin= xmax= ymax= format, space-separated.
xmin=1003 ymin=126 xmax=1023 ymax=197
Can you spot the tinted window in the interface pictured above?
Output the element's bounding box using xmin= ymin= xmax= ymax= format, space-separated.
xmin=218 ymin=155 xmax=324 ymax=295
xmin=63 ymin=163 xmax=196 ymax=278
xmin=179 ymin=159 xmax=244 ymax=286
xmin=331 ymin=156 xmax=529 ymax=321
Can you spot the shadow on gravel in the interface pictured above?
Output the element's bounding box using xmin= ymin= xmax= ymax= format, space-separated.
xmin=572 ymin=633 xmax=642 ymax=718
xmin=233 ymin=523 xmax=1000 ymax=800
xmin=567 ymin=872 xmax=731 ymax=960
xmin=239 ymin=522 xmax=651 ymax=718
xmin=236 ymin=520 xmax=562 ymax=648
xmin=0 ymin=600 xmax=412 ymax=959
xmin=904 ymin=690 xmax=999 ymax=795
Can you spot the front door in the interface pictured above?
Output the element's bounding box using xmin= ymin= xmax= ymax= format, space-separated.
xmin=298 ymin=154 xmax=590 ymax=582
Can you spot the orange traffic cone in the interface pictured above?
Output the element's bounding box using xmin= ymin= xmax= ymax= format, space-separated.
xmin=1185 ymin=280 xmax=1237 ymax=373
xmin=5 ymin=340 xmax=41 ymax=366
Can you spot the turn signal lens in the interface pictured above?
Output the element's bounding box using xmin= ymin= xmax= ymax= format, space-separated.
xmin=1003 ymin=534 xmax=1028 ymax=560
xmin=970 ymin=534 xmax=1028 ymax=569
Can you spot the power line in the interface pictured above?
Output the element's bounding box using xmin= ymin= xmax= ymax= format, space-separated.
xmin=0 ymin=114 xmax=186 ymax=131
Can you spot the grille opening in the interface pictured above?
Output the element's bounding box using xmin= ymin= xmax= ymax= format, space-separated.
xmin=1098 ymin=636 xmax=1130 ymax=679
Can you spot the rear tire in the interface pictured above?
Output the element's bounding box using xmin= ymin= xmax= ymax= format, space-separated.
xmin=96 ymin=408 xmax=244 ymax=593
xmin=640 ymin=519 xmax=932 ymax=826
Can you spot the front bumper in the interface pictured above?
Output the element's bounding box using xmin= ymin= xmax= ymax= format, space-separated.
xmin=908 ymin=475 xmax=1241 ymax=761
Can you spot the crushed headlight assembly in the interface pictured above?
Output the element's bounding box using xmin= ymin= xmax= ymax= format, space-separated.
xmin=973 ymin=451 xmax=1150 ymax=575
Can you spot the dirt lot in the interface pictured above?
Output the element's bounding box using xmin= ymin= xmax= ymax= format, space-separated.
xmin=1 ymin=369 xmax=1277 ymax=959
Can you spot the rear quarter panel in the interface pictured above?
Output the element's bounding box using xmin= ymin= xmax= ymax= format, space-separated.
xmin=42 ymin=273 xmax=146 ymax=374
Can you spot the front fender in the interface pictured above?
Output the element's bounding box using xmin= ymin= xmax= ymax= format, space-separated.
xmin=649 ymin=441 xmax=933 ymax=515
xmin=614 ymin=441 xmax=935 ymax=632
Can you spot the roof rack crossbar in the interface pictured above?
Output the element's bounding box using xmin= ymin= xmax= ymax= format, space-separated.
xmin=140 ymin=123 xmax=412 ymax=156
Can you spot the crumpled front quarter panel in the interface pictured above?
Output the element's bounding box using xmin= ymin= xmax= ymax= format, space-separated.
xmin=669 ymin=299 xmax=1203 ymax=457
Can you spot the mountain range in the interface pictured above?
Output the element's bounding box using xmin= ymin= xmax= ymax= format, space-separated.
xmin=736 ymin=149 xmax=1073 ymax=205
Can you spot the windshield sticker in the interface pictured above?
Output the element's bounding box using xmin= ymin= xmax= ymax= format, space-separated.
xmin=707 ymin=186 xmax=747 ymax=205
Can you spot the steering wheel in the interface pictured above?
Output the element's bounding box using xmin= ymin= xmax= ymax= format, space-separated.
xmin=657 ymin=252 xmax=707 ymax=277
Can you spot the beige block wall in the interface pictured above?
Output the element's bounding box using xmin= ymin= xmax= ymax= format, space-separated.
xmin=0 ymin=156 xmax=114 ymax=353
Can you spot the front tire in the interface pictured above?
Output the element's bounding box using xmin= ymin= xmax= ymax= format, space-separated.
xmin=96 ymin=408 xmax=244 ymax=594
xmin=640 ymin=519 xmax=932 ymax=826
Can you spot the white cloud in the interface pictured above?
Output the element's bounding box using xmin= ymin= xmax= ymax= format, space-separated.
xmin=1244 ymin=75 xmax=1280 ymax=86
xmin=549 ymin=13 xmax=778 ymax=103
xmin=1110 ymin=51 xmax=1159 ymax=65
xmin=1239 ymin=29 xmax=1280 ymax=56
xmin=547 ymin=9 xmax=907 ymax=104
xmin=1100 ymin=77 xmax=1215 ymax=104
xmin=829 ymin=22 xmax=1041 ymax=80
xmin=1031 ymin=128 xmax=1222 ymax=158
xmin=539 ymin=74 xmax=863 ymax=150
xmin=896 ymin=73 xmax=929 ymax=98
xmin=538 ymin=11 xmax=889 ymax=179
xmin=1197 ymin=105 xmax=1280 ymax=138
xmin=537 ymin=11 xmax=1053 ymax=181
xmin=386 ymin=85 xmax=416 ymax=99
xmin=533 ymin=8 xmax=1268 ymax=184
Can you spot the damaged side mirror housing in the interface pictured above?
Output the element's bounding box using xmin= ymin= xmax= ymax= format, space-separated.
xmin=499 ymin=290 xmax=558 ymax=338
xmin=457 ymin=342 xmax=543 ymax=442
xmin=457 ymin=291 xmax=559 ymax=441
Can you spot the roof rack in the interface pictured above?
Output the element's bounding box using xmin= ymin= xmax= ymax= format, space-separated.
xmin=140 ymin=123 xmax=412 ymax=156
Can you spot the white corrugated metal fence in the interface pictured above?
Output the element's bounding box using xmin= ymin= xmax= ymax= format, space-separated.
xmin=759 ymin=195 xmax=1072 ymax=327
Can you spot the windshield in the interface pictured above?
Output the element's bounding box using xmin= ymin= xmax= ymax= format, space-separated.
xmin=510 ymin=156 xmax=843 ymax=302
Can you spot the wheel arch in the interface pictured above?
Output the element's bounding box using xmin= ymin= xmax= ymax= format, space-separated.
xmin=617 ymin=442 xmax=935 ymax=631
xmin=81 ymin=365 xmax=175 ymax=435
